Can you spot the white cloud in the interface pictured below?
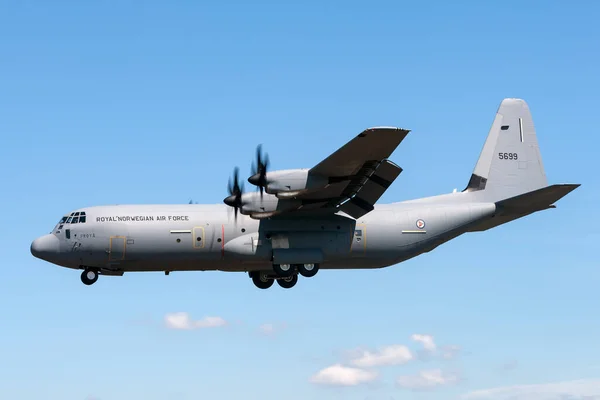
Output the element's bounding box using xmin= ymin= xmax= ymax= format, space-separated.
xmin=310 ymin=364 xmax=378 ymax=386
xmin=312 ymin=334 xmax=460 ymax=390
xmin=461 ymin=378 xmax=600 ymax=400
xmin=164 ymin=312 xmax=227 ymax=330
xmin=349 ymin=345 xmax=414 ymax=368
xmin=411 ymin=334 xmax=436 ymax=352
xmin=396 ymin=369 xmax=459 ymax=390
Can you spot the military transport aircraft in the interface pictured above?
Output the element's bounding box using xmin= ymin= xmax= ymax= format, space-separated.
xmin=30 ymin=98 xmax=579 ymax=289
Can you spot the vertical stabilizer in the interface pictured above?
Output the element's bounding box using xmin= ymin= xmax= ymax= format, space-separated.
xmin=464 ymin=98 xmax=548 ymax=200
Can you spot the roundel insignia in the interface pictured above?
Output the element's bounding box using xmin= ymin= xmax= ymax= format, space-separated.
xmin=416 ymin=219 xmax=425 ymax=229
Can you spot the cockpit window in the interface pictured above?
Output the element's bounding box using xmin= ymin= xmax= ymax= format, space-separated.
xmin=61 ymin=211 xmax=87 ymax=224
xmin=53 ymin=211 xmax=87 ymax=234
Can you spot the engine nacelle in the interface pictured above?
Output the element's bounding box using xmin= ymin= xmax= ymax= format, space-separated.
xmin=262 ymin=169 xmax=329 ymax=198
xmin=238 ymin=191 xmax=301 ymax=215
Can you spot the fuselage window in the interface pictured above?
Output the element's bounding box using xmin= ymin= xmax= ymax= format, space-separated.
xmin=66 ymin=229 xmax=71 ymax=239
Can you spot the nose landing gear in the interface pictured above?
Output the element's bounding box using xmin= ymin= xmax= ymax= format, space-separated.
xmin=80 ymin=268 xmax=99 ymax=285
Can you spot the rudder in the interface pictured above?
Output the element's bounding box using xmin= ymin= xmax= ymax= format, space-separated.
xmin=464 ymin=98 xmax=548 ymax=200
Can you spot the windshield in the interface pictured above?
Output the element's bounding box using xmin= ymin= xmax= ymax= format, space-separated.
xmin=53 ymin=211 xmax=87 ymax=233
xmin=65 ymin=211 xmax=87 ymax=224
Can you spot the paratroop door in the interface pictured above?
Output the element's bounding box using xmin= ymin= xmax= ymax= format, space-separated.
xmin=109 ymin=236 xmax=126 ymax=261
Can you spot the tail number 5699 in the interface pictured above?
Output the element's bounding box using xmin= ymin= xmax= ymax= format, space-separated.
xmin=498 ymin=152 xmax=518 ymax=160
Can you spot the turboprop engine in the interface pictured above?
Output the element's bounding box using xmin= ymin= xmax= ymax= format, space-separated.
xmin=223 ymin=166 xmax=302 ymax=219
xmin=245 ymin=145 xmax=328 ymax=199
xmin=223 ymin=145 xmax=339 ymax=219
xmin=238 ymin=191 xmax=301 ymax=216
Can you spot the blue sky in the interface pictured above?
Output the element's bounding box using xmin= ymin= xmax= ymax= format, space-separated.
xmin=1 ymin=1 xmax=599 ymax=399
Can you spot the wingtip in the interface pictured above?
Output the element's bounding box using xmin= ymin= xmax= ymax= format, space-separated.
xmin=364 ymin=126 xmax=411 ymax=133
xmin=562 ymin=183 xmax=581 ymax=189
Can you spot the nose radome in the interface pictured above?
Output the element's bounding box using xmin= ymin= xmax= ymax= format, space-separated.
xmin=30 ymin=234 xmax=60 ymax=260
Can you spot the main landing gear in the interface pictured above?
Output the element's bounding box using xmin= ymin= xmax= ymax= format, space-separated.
xmin=80 ymin=268 xmax=99 ymax=285
xmin=250 ymin=263 xmax=319 ymax=290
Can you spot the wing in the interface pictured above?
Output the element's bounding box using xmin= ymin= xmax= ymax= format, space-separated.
xmin=249 ymin=127 xmax=409 ymax=220
xmin=309 ymin=126 xmax=409 ymax=178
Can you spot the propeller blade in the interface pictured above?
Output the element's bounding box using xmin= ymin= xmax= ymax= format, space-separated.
xmin=224 ymin=166 xmax=244 ymax=222
xmin=248 ymin=144 xmax=269 ymax=198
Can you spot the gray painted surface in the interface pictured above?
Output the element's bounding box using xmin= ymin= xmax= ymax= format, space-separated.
xmin=30 ymin=98 xmax=579 ymax=289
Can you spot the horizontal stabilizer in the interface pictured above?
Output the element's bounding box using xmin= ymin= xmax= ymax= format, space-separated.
xmin=340 ymin=160 xmax=402 ymax=219
xmin=495 ymin=183 xmax=580 ymax=213
xmin=468 ymin=183 xmax=580 ymax=232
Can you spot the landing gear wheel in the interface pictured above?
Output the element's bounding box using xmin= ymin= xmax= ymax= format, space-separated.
xmin=297 ymin=263 xmax=319 ymax=278
xmin=273 ymin=263 xmax=294 ymax=277
xmin=277 ymin=274 xmax=298 ymax=289
xmin=81 ymin=269 xmax=98 ymax=285
xmin=252 ymin=271 xmax=274 ymax=289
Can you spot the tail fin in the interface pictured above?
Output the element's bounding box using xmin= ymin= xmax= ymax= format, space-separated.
xmin=464 ymin=98 xmax=548 ymax=200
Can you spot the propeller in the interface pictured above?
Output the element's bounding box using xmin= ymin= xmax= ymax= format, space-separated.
xmin=224 ymin=166 xmax=244 ymax=220
xmin=248 ymin=144 xmax=269 ymax=197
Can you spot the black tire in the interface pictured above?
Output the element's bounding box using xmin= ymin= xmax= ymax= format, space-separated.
xmin=81 ymin=269 xmax=98 ymax=285
xmin=277 ymin=274 xmax=298 ymax=289
xmin=273 ymin=263 xmax=294 ymax=277
xmin=252 ymin=272 xmax=274 ymax=289
xmin=297 ymin=263 xmax=319 ymax=278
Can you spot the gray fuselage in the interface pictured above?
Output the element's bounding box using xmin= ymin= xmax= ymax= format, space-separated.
xmin=31 ymin=191 xmax=497 ymax=275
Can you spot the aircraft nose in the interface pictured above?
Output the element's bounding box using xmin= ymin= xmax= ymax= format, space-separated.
xmin=30 ymin=234 xmax=60 ymax=260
